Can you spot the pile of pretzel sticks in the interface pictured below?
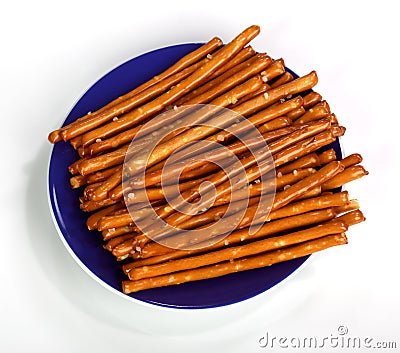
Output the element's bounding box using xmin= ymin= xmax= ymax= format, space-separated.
xmin=48 ymin=25 xmax=368 ymax=294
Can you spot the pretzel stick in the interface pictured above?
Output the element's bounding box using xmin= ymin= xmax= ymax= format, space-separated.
xmin=124 ymin=76 xmax=263 ymax=175
xmin=86 ymin=204 xmax=123 ymax=230
xmin=157 ymin=128 xmax=335 ymax=232
xmin=132 ymin=125 xmax=299 ymax=195
xmin=334 ymin=199 xmax=360 ymax=214
xmin=333 ymin=209 xmax=365 ymax=227
xmin=89 ymin=56 xmax=272 ymax=156
xmin=270 ymin=71 xmax=294 ymax=88
xmin=126 ymin=208 xmax=337 ymax=269
xmin=260 ymin=59 xmax=286 ymax=82
xmin=153 ymin=120 xmax=331 ymax=226
xmin=295 ymin=101 xmax=330 ymax=124
xmin=202 ymin=71 xmax=317 ymax=144
xmin=286 ymin=106 xmax=306 ymax=120
xmin=104 ymin=233 xmax=136 ymax=252
xmin=47 ymin=37 xmax=223 ymax=143
xmin=95 ymin=76 xmax=262 ymax=192
xmin=181 ymin=54 xmax=272 ymax=105
xmin=128 ymin=221 xmax=347 ymax=280
xmin=175 ymin=54 xmax=262 ymax=105
xmin=209 ymin=46 xmax=256 ymax=77
xmin=80 ymin=197 xmax=119 ymax=212
xmin=138 ymin=100 xmax=302 ymax=188
xmin=318 ymin=148 xmax=337 ymax=164
xmin=104 ymin=70 xmax=314 ymax=184
xmin=128 ymin=168 xmax=316 ymax=233
xmin=267 ymin=191 xmax=349 ymax=220
xmin=144 ymin=160 xmax=343 ymax=250
xmin=303 ymin=91 xmax=322 ymax=109
xmin=277 ymin=153 xmax=319 ymax=175
xmin=174 ymin=181 xmax=326 ymax=232
xmin=238 ymin=84 xmax=270 ymax=103
xmin=136 ymin=98 xmax=303 ymax=189
xmin=213 ymin=168 xmax=316 ymax=207
xmin=206 ymin=130 xmax=336 ymax=214
xmin=321 ymin=165 xmax=368 ymax=190
xmin=122 ymin=233 xmax=348 ymax=293
xmin=102 ymin=225 xmax=137 ymax=240
xmin=76 ymin=145 xmax=128 ymax=176
xmin=70 ymin=175 xmax=87 ymax=189
xmin=80 ymin=26 xmax=261 ymax=147
xmin=340 ymin=153 xmax=363 ymax=168
xmin=278 ymin=146 xmax=339 ymax=176
xmin=257 ymin=116 xmax=292 ymax=132
xmin=112 ymin=236 xmax=141 ymax=257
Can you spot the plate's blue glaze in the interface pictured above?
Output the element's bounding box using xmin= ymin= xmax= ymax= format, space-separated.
xmin=48 ymin=44 xmax=342 ymax=308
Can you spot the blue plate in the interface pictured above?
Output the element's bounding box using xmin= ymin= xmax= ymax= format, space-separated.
xmin=48 ymin=43 xmax=342 ymax=309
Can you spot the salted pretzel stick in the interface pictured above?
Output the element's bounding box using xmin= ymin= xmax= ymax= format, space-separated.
xmin=89 ymin=56 xmax=272 ymax=156
xmin=136 ymin=168 xmax=316 ymax=234
xmin=99 ymin=81 xmax=262 ymax=195
xmin=137 ymin=98 xmax=302 ymax=189
xmin=83 ymin=182 xmax=102 ymax=200
xmin=126 ymin=208 xmax=337 ymax=267
xmin=147 ymin=159 xmax=343 ymax=249
xmin=175 ymin=54 xmax=261 ymax=105
xmin=102 ymin=225 xmax=136 ymax=241
xmin=86 ymin=204 xmax=123 ymax=230
xmin=135 ymin=96 xmax=304 ymax=190
xmin=122 ymin=233 xmax=348 ymax=293
xmin=286 ymin=107 xmax=305 ymax=120
xmin=182 ymin=54 xmax=272 ymax=105
xmin=128 ymin=221 xmax=347 ymax=280
xmin=70 ymin=175 xmax=87 ymax=189
xmin=104 ymin=233 xmax=136 ymax=252
xmin=80 ymin=197 xmax=119 ymax=212
xmin=135 ymin=124 xmax=298 ymax=195
xmin=321 ymin=165 xmax=368 ymax=190
xmin=80 ymin=26 xmax=261 ymax=147
xmin=202 ymin=72 xmax=316 ymax=144
xmin=303 ymin=92 xmax=322 ymax=109
xmin=277 ymin=146 xmax=338 ymax=175
xmin=160 ymin=127 xmax=335 ymax=231
xmin=333 ymin=209 xmax=365 ymax=227
xmin=125 ymin=76 xmax=263 ymax=174
xmin=295 ymin=100 xmax=330 ymax=124
xmin=238 ymin=84 xmax=270 ymax=103
xmin=48 ymin=37 xmax=223 ymax=143
xmin=209 ymin=46 xmax=255 ymax=77
xmin=331 ymin=125 xmax=346 ymax=137
xmin=318 ymin=148 xmax=337 ymax=164
xmin=154 ymin=119 xmax=331 ymax=227
xmin=213 ymin=168 xmax=316 ymax=207
xmin=296 ymin=186 xmax=321 ymax=200
xmin=267 ymin=191 xmax=349 ymax=220
xmin=88 ymin=167 xmax=123 ymax=201
xmin=270 ymin=71 xmax=294 ymax=88
xmin=61 ymin=58 xmax=209 ymax=144
xmin=260 ymin=59 xmax=286 ymax=82
xmin=334 ymin=199 xmax=360 ymax=214
xmin=133 ymin=204 xmax=339 ymax=261
xmin=76 ymin=145 xmax=128 ymax=176
xmin=340 ymin=153 xmax=363 ymax=168
xmin=174 ymin=179 xmax=323 ymax=232
xmin=277 ymin=153 xmax=319 ymax=175
xmin=204 ymin=130 xmax=337 ymax=217
xmin=112 ymin=235 xmax=141 ymax=258
xmin=225 ymin=162 xmax=344 ymax=230
xmin=257 ymin=116 xmax=292 ymax=133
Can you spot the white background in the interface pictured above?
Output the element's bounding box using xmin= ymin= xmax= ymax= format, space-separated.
xmin=1 ymin=0 xmax=399 ymax=352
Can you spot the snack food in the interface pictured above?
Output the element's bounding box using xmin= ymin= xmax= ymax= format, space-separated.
xmin=48 ymin=25 xmax=367 ymax=296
